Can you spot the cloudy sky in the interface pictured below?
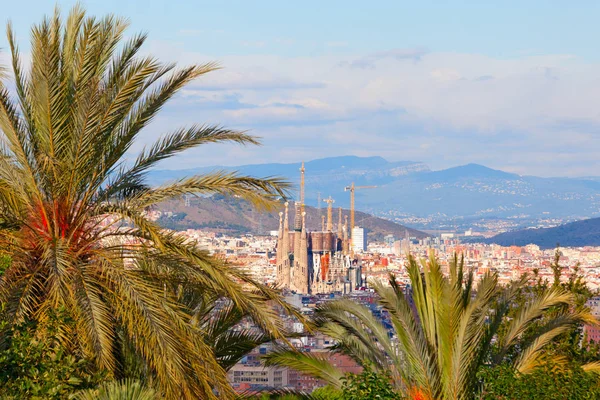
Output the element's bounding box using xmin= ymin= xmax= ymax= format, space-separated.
xmin=3 ymin=1 xmax=600 ymax=176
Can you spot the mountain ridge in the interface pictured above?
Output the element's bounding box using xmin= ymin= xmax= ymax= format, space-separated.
xmin=155 ymin=195 xmax=428 ymax=240
xmin=148 ymin=156 xmax=600 ymax=230
xmin=486 ymin=218 xmax=600 ymax=249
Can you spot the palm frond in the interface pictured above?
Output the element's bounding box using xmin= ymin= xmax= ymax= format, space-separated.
xmin=75 ymin=379 xmax=157 ymax=400
xmin=496 ymin=288 xmax=574 ymax=360
xmin=582 ymin=361 xmax=600 ymax=374
xmin=131 ymin=172 xmax=291 ymax=211
xmin=0 ymin=5 xmax=293 ymax=399
xmin=265 ymin=253 xmax=590 ymax=400
xmin=263 ymin=349 xmax=345 ymax=389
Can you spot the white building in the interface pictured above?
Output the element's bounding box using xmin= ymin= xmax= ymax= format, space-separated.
xmin=351 ymin=226 xmax=367 ymax=253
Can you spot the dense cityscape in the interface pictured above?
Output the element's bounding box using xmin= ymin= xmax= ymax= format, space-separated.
xmin=150 ymin=208 xmax=600 ymax=392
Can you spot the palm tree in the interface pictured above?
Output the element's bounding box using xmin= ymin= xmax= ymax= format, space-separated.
xmin=76 ymin=379 xmax=157 ymax=400
xmin=188 ymin=292 xmax=289 ymax=371
xmin=265 ymin=254 xmax=596 ymax=400
xmin=0 ymin=5 xmax=294 ymax=399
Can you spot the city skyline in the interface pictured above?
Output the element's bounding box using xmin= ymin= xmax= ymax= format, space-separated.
xmin=3 ymin=1 xmax=600 ymax=177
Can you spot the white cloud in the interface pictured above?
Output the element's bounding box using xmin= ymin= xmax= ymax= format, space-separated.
xmin=4 ymin=36 xmax=596 ymax=176
xmin=224 ymin=106 xmax=300 ymax=120
xmin=141 ymin=46 xmax=600 ymax=175
xmin=430 ymin=68 xmax=462 ymax=82
xmin=339 ymin=47 xmax=428 ymax=69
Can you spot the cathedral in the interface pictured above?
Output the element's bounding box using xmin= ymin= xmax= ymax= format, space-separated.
xmin=275 ymin=163 xmax=362 ymax=294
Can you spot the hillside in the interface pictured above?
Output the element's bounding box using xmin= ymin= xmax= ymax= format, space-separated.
xmin=487 ymin=218 xmax=600 ymax=248
xmin=148 ymin=155 xmax=430 ymax=211
xmin=148 ymin=156 xmax=600 ymax=231
xmin=155 ymin=194 xmax=428 ymax=240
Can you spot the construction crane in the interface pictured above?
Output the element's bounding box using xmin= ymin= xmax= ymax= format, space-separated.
xmin=344 ymin=183 xmax=377 ymax=246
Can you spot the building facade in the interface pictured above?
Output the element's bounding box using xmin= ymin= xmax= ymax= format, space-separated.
xmin=228 ymin=364 xmax=289 ymax=392
xmin=351 ymin=226 xmax=367 ymax=253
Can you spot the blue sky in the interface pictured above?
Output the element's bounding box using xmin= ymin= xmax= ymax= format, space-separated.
xmin=2 ymin=1 xmax=600 ymax=176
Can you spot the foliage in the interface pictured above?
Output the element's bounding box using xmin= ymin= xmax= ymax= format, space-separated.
xmin=311 ymin=385 xmax=343 ymax=399
xmin=0 ymin=309 xmax=105 ymax=399
xmin=254 ymin=394 xmax=305 ymax=400
xmin=341 ymin=369 xmax=400 ymax=400
xmin=0 ymin=254 xmax=10 ymax=275
xmin=265 ymin=254 xmax=595 ymax=399
xmin=75 ymin=379 xmax=157 ymax=400
xmin=188 ymin=294 xmax=281 ymax=371
xmin=478 ymin=362 xmax=600 ymax=400
xmin=0 ymin=5 xmax=293 ymax=399
xmin=496 ymin=248 xmax=600 ymax=366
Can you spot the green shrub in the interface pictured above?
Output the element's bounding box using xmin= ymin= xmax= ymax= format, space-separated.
xmin=312 ymin=385 xmax=343 ymax=399
xmin=478 ymin=363 xmax=600 ymax=400
xmin=0 ymin=309 xmax=105 ymax=399
xmin=341 ymin=369 xmax=401 ymax=400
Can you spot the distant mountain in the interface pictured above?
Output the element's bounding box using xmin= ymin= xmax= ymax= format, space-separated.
xmin=149 ymin=155 xmax=430 ymax=212
xmin=149 ymin=156 xmax=600 ymax=227
xmin=486 ymin=218 xmax=600 ymax=249
xmin=421 ymin=163 xmax=517 ymax=182
xmin=148 ymin=156 xmax=429 ymax=187
xmin=156 ymin=195 xmax=428 ymax=240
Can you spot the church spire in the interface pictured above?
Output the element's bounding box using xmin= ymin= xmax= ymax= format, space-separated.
xmin=283 ymin=202 xmax=289 ymax=232
xmin=324 ymin=196 xmax=335 ymax=232
xmin=278 ymin=211 xmax=283 ymax=236
xmin=280 ymin=202 xmax=291 ymax=287
xmin=294 ymin=201 xmax=301 ymax=231
xmin=300 ymin=161 xmax=305 ymax=214
xmin=294 ymin=162 xmax=305 ymax=231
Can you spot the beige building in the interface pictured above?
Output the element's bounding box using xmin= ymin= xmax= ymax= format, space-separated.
xmin=228 ymin=364 xmax=289 ymax=391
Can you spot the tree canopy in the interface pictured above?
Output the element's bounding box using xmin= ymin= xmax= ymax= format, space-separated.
xmin=0 ymin=5 xmax=293 ymax=399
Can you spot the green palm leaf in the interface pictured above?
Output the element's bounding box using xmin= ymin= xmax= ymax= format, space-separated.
xmin=0 ymin=5 xmax=291 ymax=399
xmin=263 ymin=349 xmax=346 ymax=389
xmin=76 ymin=379 xmax=157 ymax=400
